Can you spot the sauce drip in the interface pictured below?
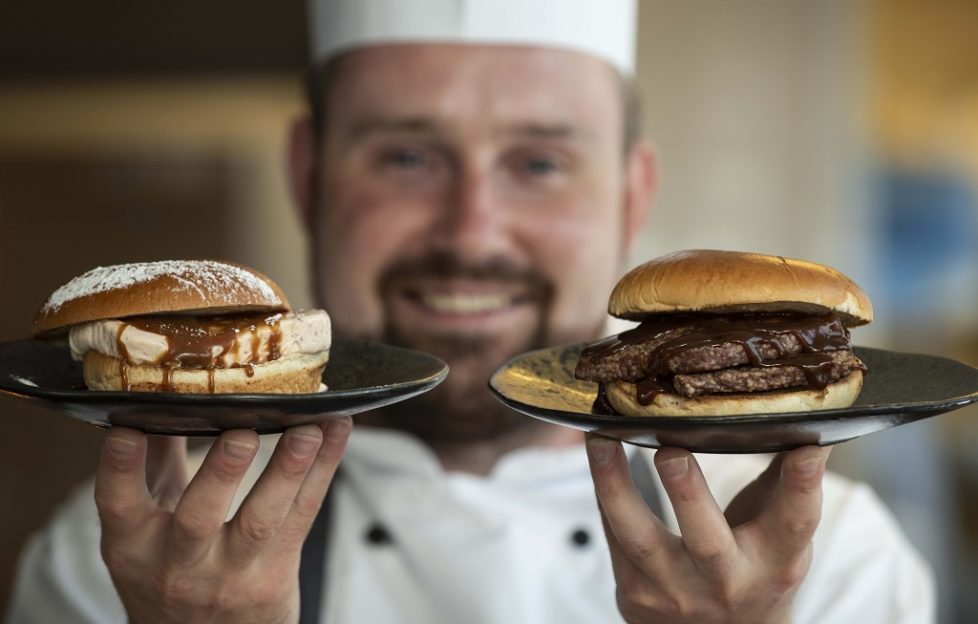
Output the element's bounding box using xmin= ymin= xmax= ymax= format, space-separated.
xmin=116 ymin=323 xmax=131 ymax=391
xmin=117 ymin=313 xmax=283 ymax=392
xmin=583 ymin=313 xmax=856 ymax=406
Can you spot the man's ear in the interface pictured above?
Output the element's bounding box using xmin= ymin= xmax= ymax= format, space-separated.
xmin=287 ymin=115 xmax=318 ymax=233
xmin=622 ymin=138 xmax=658 ymax=250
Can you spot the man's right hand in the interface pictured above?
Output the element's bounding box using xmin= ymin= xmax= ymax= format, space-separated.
xmin=94 ymin=418 xmax=352 ymax=624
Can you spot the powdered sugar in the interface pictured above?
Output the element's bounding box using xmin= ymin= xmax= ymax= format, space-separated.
xmin=42 ymin=260 xmax=281 ymax=313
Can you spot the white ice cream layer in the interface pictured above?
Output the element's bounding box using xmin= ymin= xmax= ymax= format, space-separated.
xmin=68 ymin=309 xmax=331 ymax=366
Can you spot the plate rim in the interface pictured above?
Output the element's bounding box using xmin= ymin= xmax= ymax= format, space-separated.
xmin=489 ymin=343 xmax=978 ymax=426
xmin=0 ymin=336 xmax=449 ymax=405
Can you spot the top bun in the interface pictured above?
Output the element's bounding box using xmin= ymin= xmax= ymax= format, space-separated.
xmin=609 ymin=250 xmax=873 ymax=326
xmin=33 ymin=260 xmax=290 ymax=336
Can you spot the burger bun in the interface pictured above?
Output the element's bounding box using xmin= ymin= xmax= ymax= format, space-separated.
xmin=604 ymin=370 xmax=864 ymax=417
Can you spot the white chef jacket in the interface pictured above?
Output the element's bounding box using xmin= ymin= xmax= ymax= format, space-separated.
xmin=7 ymin=427 xmax=935 ymax=623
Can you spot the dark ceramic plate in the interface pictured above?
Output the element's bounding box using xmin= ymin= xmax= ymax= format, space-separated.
xmin=490 ymin=344 xmax=978 ymax=453
xmin=0 ymin=338 xmax=448 ymax=435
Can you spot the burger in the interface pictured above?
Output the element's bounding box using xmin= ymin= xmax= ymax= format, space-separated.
xmin=32 ymin=260 xmax=331 ymax=394
xmin=575 ymin=250 xmax=872 ymax=417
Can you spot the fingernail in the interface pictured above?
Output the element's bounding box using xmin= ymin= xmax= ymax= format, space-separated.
xmin=106 ymin=435 xmax=138 ymax=459
xmin=224 ymin=439 xmax=257 ymax=461
xmin=793 ymin=457 xmax=823 ymax=477
xmin=586 ymin=437 xmax=617 ymax=465
xmin=289 ymin=434 xmax=320 ymax=458
xmin=656 ymin=456 xmax=689 ymax=479
xmin=325 ymin=417 xmax=352 ymax=440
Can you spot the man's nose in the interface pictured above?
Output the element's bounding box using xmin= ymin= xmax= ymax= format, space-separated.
xmin=434 ymin=165 xmax=506 ymax=252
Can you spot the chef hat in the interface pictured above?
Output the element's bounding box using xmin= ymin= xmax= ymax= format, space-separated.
xmin=308 ymin=0 xmax=637 ymax=75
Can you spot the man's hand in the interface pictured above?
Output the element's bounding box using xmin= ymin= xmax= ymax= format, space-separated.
xmin=94 ymin=418 xmax=352 ymax=624
xmin=587 ymin=435 xmax=830 ymax=624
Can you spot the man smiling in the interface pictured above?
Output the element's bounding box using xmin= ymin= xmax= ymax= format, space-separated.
xmin=8 ymin=1 xmax=935 ymax=623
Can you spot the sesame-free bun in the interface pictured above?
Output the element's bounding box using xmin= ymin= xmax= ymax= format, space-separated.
xmin=83 ymin=350 xmax=329 ymax=394
xmin=605 ymin=370 xmax=864 ymax=417
xmin=609 ymin=250 xmax=873 ymax=326
xmin=33 ymin=260 xmax=290 ymax=336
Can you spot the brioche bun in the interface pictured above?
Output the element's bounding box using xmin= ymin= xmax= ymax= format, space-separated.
xmin=604 ymin=370 xmax=864 ymax=417
xmin=33 ymin=260 xmax=289 ymax=337
xmin=83 ymin=351 xmax=329 ymax=394
xmin=609 ymin=250 xmax=873 ymax=326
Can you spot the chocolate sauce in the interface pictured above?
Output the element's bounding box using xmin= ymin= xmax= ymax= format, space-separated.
xmin=592 ymin=384 xmax=616 ymax=414
xmin=583 ymin=313 xmax=855 ymax=406
xmin=117 ymin=313 xmax=283 ymax=393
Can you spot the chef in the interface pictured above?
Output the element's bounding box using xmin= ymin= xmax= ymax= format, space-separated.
xmin=7 ymin=1 xmax=934 ymax=622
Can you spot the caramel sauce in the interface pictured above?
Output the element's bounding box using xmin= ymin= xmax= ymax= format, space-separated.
xmin=583 ymin=313 xmax=857 ymax=406
xmin=116 ymin=313 xmax=284 ymax=393
xmin=116 ymin=324 xmax=131 ymax=391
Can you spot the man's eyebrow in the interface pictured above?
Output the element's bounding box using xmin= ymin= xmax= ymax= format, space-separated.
xmin=345 ymin=117 xmax=443 ymax=141
xmin=343 ymin=117 xmax=591 ymax=143
xmin=501 ymin=122 xmax=583 ymax=141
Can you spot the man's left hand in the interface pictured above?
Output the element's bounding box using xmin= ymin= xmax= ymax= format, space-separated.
xmin=586 ymin=435 xmax=830 ymax=624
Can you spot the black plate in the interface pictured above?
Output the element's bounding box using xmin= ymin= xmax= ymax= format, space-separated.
xmin=490 ymin=344 xmax=978 ymax=453
xmin=0 ymin=338 xmax=448 ymax=435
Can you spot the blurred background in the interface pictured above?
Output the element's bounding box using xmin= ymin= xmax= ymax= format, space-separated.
xmin=0 ymin=0 xmax=975 ymax=621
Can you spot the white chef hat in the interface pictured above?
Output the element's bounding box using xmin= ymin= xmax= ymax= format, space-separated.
xmin=308 ymin=0 xmax=637 ymax=75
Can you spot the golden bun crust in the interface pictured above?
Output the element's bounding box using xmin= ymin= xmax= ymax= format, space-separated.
xmin=609 ymin=250 xmax=873 ymax=326
xmin=83 ymin=350 xmax=329 ymax=394
xmin=605 ymin=370 xmax=863 ymax=417
xmin=33 ymin=260 xmax=290 ymax=336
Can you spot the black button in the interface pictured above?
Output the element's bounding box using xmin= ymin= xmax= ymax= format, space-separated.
xmin=570 ymin=528 xmax=590 ymax=547
xmin=365 ymin=523 xmax=392 ymax=546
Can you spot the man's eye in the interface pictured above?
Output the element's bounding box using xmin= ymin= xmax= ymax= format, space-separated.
xmin=383 ymin=149 xmax=427 ymax=169
xmin=524 ymin=157 xmax=559 ymax=176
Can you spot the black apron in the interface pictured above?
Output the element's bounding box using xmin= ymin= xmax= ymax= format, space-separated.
xmin=298 ymin=449 xmax=665 ymax=623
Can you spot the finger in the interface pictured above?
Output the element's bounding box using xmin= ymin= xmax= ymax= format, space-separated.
xmin=586 ymin=435 xmax=671 ymax=572
xmin=145 ymin=435 xmax=188 ymax=509
xmin=724 ymin=453 xmax=784 ymax=527
xmin=653 ymin=448 xmax=737 ymax=576
xmin=753 ymin=445 xmax=831 ymax=563
xmin=94 ymin=428 xmax=153 ymax=537
xmin=596 ymin=503 xmax=654 ymax=591
xmin=275 ymin=417 xmax=352 ymax=551
xmin=168 ymin=429 xmax=259 ymax=565
xmin=225 ymin=424 xmax=324 ymax=562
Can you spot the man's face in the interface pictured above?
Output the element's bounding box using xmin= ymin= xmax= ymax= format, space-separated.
xmin=308 ymin=44 xmax=633 ymax=441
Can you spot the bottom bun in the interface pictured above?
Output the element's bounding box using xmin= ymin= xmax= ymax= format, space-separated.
xmin=605 ymin=370 xmax=863 ymax=417
xmin=83 ymin=350 xmax=330 ymax=394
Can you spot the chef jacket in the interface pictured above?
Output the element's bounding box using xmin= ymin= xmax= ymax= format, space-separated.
xmin=7 ymin=427 xmax=935 ymax=623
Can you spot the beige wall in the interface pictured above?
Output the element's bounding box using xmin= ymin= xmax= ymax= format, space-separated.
xmin=633 ymin=0 xmax=875 ymax=326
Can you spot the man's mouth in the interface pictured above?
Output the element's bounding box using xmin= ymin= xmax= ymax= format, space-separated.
xmin=402 ymin=289 xmax=530 ymax=316
xmin=405 ymin=290 xmax=528 ymax=315
xmin=377 ymin=253 xmax=553 ymax=334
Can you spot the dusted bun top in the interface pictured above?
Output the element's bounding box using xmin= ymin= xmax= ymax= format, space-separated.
xmin=33 ymin=260 xmax=290 ymax=336
xmin=609 ymin=250 xmax=873 ymax=326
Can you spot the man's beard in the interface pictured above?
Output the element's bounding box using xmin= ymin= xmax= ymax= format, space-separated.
xmin=364 ymin=250 xmax=599 ymax=445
